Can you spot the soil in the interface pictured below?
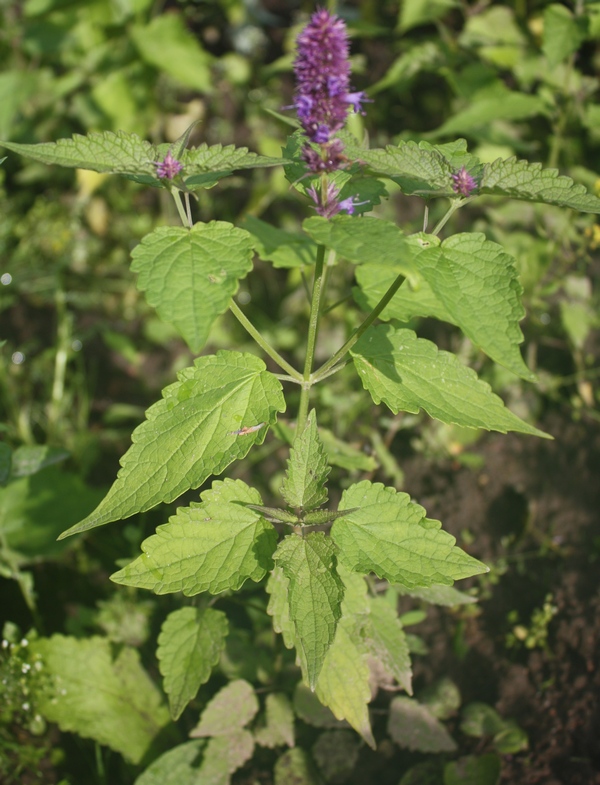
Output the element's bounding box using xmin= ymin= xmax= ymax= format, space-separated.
xmin=400 ymin=408 xmax=600 ymax=785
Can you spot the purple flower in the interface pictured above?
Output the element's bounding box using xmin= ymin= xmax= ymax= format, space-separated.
xmin=293 ymin=8 xmax=366 ymax=172
xmin=307 ymin=181 xmax=366 ymax=219
xmin=154 ymin=151 xmax=183 ymax=180
xmin=451 ymin=166 xmax=477 ymax=197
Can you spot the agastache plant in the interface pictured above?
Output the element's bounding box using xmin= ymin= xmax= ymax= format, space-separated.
xmin=4 ymin=6 xmax=600 ymax=779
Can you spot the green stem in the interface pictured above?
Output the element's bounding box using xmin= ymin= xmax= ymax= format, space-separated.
xmin=312 ymin=268 xmax=406 ymax=383
xmin=229 ymin=300 xmax=303 ymax=381
xmin=431 ymin=198 xmax=467 ymax=236
xmin=171 ymin=189 xmax=191 ymax=228
xmin=296 ymin=244 xmax=327 ymax=436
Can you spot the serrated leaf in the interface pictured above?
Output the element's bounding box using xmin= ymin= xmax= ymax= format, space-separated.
xmin=543 ymin=4 xmax=588 ymax=69
xmin=134 ymin=739 xmax=206 ymax=785
xmin=444 ymin=753 xmax=501 ymax=785
xmin=195 ymin=730 xmax=255 ymax=785
xmin=388 ymin=696 xmax=457 ymax=753
xmin=314 ymin=603 xmax=375 ymax=749
xmin=367 ymin=596 xmax=412 ymax=694
xmin=190 ymin=679 xmax=258 ymax=737
xmin=131 ymin=222 xmax=253 ymax=352
xmin=414 ymin=232 xmax=534 ymax=379
xmin=31 ymin=635 xmax=171 ymax=764
xmin=0 ymin=133 xmax=283 ymax=189
xmin=133 ymin=740 xmax=207 ymax=785
xmin=274 ymin=748 xmax=323 ymax=785
xmin=157 ymin=607 xmax=229 ymax=720
xmin=332 ymin=480 xmax=487 ymax=589
xmin=254 ymin=693 xmax=295 ymax=749
xmin=274 ymin=533 xmax=344 ymax=689
xmin=281 ymin=410 xmax=329 ymax=510
xmin=481 ymin=157 xmax=600 ymax=213
xmin=303 ymin=215 xmax=416 ymax=279
xmin=59 ymin=352 xmax=285 ymax=538
xmin=301 ymin=508 xmax=358 ymax=526
xmin=351 ymin=325 xmax=550 ymax=438
xmin=266 ymin=566 xmax=296 ymax=650
xmin=357 ymin=141 xmax=455 ymax=196
xmin=111 ymin=479 xmax=277 ymax=596
xmin=245 ymin=505 xmax=299 ymax=524
xmin=241 ymin=216 xmax=317 ymax=268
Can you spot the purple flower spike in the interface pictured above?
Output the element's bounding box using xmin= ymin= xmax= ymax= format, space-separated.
xmin=154 ymin=151 xmax=183 ymax=180
xmin=451 ymin=166 xmax=477 ymax=197
xmin=293 ymin=9 xmax=366 ymax=146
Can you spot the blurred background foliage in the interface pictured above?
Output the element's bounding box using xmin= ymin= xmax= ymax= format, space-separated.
xmin=2 ymin=1 xmax=600 ymax=783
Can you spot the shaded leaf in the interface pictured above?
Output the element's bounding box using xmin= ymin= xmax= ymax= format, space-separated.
xmin=367 ymin=596 xmax=412 ymax=694
xmin=266 ymin=566 xmax=296 ymax=650
xmin=274 ymin=748 xmax=323 ymax=785
xmin=157 ymin=607 xmax=228 ymax=720
xmin=9 ymin=445 xmax=68 ymax=478
xmin=351 ymin=325 xmax=549 ymax=437
xmin=357 ymin=142 xmax=454 ymax=196
xmin=195 ymin=730 xmax=255 ymax=785
xmin=60 ymin=352 xmax=285 ymax=538
xmin=543 ymin=4 xmax=588 ymax=68
xmin=32 ymin=635 xmax=171 ymax=764
xmin=388 ymin=696 xmax=457 ymax=753
xmin=293 ymin=683 xmax=347 ymax=730
xmin=255 ymin=693 xmax=295 ymax=749
xmin=443 ymin=754 xmax=501 ymax=785
xmin=133 ymin=740 xmax=206 ymax=785
xmin=312 ymin=729 xmax=360 ymax=783
xmin=241 ymin=216 xmax=317 ymax=268
xmin=191 ymin=679 xmax=258 ymax=737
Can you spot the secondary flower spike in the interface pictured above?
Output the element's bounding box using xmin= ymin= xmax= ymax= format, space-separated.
xmin=154 ymin=151 xmax=183 ymax=180
xmin=451 ymin=165 xmax=477 ymax=197
xmin=293 ymin=8 xmax=366 ymax=172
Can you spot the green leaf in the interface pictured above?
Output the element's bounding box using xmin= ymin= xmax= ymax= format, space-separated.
xmin=31 ymin=635 xmax=171 ymax=764
xmin=399 ymin=0 xmax=458 ymax=32
xmin=241 ymin=216 xmax=317 ymax=268
xmin=543 ymin=4 xmax=588 ymax=69
xmin=134 ymin=741 xmax=207 ymax=785
xmin=481 ymin=157 xmax=600 ymax=213
xmin=318 ymin=427 xmax=378 ymax=472
xmin=0 ymin=134 xmax=283 ymax=189
xmin=157 ymin=607 xmax=229 ymax=720
xmin=131 ymin=222 xmax=253 ymax=353
xmin=245 ymin=505 xmax=300 ymax=524
xmin=274 ymin=748 xmax=323 ymax=785
xmin=194 ymin=731 xmax=255 ymax=785
xmin=414 ymin=232 xmax=534 ymax=380
xmin=493 ymin=724 xmax=528 ymax=754
xmin=388 ymin=696 xmax=457 ymax=753
xmin=0 ymin=467 xmax=104 ymax=559
xmin=367 ymin=596 xmax=412 ymax=694
xmin=303 ymin=215 xmax=416 ymax=279
xmin=332 ymin=480 xmax=488 ymax=589
xmin=60 ymin=352 xmax=285 ymax=538
xmin=313 ymin=584 xmax=375 ymax=749
xmin=429 ymin=87 xmax=546 ymax=139
xmin=191 ymin=679 xmax=258 ymax=737
xmin=9 ymin=445 xmax=69 ymax=478
xmin=254 ymin=693 xmax=295 ymax=749
xmin=274 ymin=532 xmax=344 ymax=689
xmin=460 ymin=702 xmax=505 ymax=737
xmin=111 ymin=479 xmax=277 ymax=596
xmin=266 ymin=566 xmax=296 ymax=650
xmin=312 ymin=730 xmax=360 ymax=783
xmin=351 ymin=325 xmax=550 ymax=438
xmin=281 ymin=410 xmax=330 ymax=510
xmin=357 ymin=141 xmax=455 ymax=196
xmin=443 ymin=754 xmax=501 ymax=785
xmin=401 ymin=584 xmax=477 ymax=606
xmin=292 ymin=682 xmax=347 ymax=729
xmin=130 ymin=13 xmax=212 ymax=92
xmin=420 ymin=678 xmax=461 ymax=720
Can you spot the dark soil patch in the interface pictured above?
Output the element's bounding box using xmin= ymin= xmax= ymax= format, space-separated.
xmin=402 ymin=409 xmax=600 ymax=784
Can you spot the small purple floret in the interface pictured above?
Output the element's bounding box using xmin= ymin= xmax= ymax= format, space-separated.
xmin=451 ymin=166 xmax=477 ymax=197
xmin=154 ymin=151 xmax=183 ymax=180
xmin=293 ymin=8 xmax=366 ymax=169
xmin=307 ymin=181 xmax=366 ymax=219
